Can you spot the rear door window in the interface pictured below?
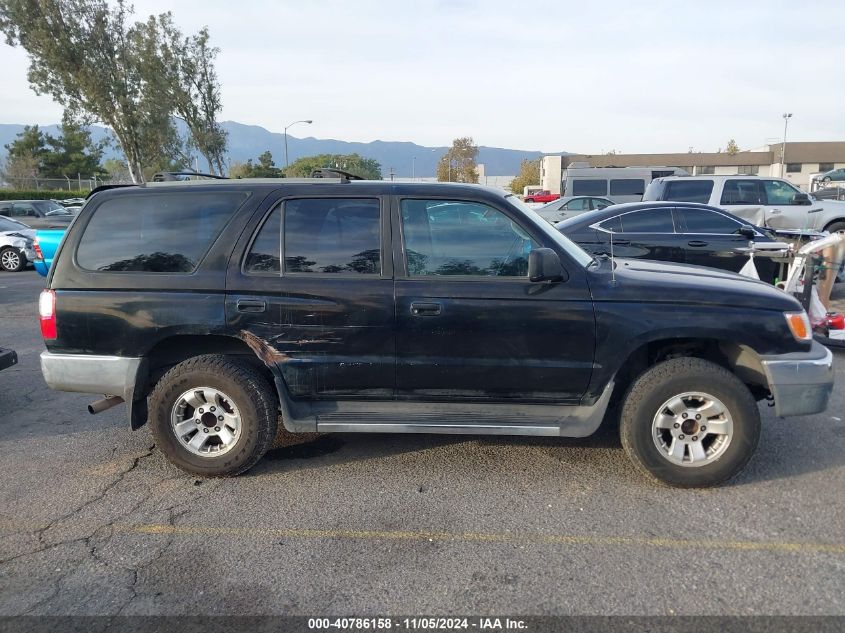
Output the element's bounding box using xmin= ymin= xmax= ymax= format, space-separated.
xmin=283 ymin=198 xmax=381 ymax=274
xmin=77 ymin=192 xmax=247 ymax=272
xmin=244 ymin=207 xmax=281 ymax=274
xmin=663 ymin=180 xmax=714 ymax=203
xmin=618 ymin=208 xmax=676 ymax=233
xmin=720 ymin=180 xmax=764 ymax=205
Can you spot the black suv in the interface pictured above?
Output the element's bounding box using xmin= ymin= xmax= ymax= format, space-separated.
xmin=39 ymin=179 xmax=834 ymax=486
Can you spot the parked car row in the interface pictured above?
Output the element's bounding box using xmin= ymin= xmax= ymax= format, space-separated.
xmin=0 ymin=199 xmax=74 ymax=229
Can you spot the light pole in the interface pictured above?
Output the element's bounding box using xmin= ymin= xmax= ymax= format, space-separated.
xmin=284 ymin=119 xmax=313 ymax=168
xmin=412 ymin=156 xmax=416 ymax=180
xmin=781 ymin=113 xmax=792 ymax=178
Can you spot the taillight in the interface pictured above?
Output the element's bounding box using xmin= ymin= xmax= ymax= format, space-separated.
xmin=33 ymin=238 xmax=44 ymax=261
xmin=39 ymin=289 xmax=57 ymax=340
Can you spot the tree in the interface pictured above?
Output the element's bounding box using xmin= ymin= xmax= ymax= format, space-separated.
xmin=135 ymin=15 xmax=227 ymax=175
xmin=41 ymin=119 xmax=107 ymax=178
xmin=726 ymin=139 xmax=740 ymax=155
xmin=102 ymin=158 xmax=131 ymax=182
xmin=509 ymin=158 xmax=541 ymax=194
xmin=285 ymin=153 xmax=383 ymax=180
xmin=0 ymin=0 xmax=225 ymax=183
xmin=436 ymin=137 xmax=479 ymax=183
xmin=2 ymin=120 xmax=106 ymax=183
xmin=228 ymin=151 xmax=283 ymax=178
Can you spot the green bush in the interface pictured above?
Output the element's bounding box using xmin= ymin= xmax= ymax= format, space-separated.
xmin=0 ymin=189 xmax=91 ymax=201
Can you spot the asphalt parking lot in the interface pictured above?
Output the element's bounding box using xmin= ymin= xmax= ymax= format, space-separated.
xmin=1 ymin=269 xmax=844 ymax=616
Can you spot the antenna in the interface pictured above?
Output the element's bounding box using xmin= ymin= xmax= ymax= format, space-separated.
xmin=610 ymin=229 xmax=616 ymax=285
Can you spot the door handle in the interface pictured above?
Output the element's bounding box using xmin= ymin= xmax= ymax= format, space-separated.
xmin=410 ymin=302 xmax=442 ymax=317
xmin=687 ymin=240 xmax=708 ymax=247
xmin=236 ymin=299 xmax=266 ymax=313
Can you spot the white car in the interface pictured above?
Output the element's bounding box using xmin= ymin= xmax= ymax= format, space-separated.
xmin=534 ymin=195 xmax=615 ymax=223
xmin=0 ymin=216 xmax=36 ymax=272
xmin=644 ymin=175 xmax=845 ymax=234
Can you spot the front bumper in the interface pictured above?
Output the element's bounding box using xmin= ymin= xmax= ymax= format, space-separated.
xmin=40 ymin=352 xmax=144 ymax=402
xmin=760 ymin=341 xmax=835 ymax=417
xmin=0 ymin=348 xmax=18 ymax=372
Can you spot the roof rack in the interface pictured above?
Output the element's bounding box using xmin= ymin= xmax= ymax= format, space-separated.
xmin=151 ymin=171 xmax=228 ymax=182
xmin=310 ymin=168 xmax=364 ymax=181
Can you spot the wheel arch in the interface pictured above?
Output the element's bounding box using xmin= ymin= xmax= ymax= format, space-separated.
xmin=131 ymin=333 xmax=278 ymax=429
xmin=603 ymin=337 xmax=770 ymax=427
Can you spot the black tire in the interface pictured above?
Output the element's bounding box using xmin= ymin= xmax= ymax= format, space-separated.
xmin=825 ymin=221 xmax=845 ymax=234
xmin=149 ymin=354 xmax=278 ymax=477
xmin=0 ymin=246 xmax=26 ymax=272
xmin=619 ymin=357 xmax=760 ymax=488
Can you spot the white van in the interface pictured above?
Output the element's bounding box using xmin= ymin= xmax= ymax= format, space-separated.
xmin=562 ymin=165 xmax=689 ymax=204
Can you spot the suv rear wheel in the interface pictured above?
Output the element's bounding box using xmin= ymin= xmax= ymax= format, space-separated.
xmin=149 ymin=355 xmax=278 ymax=477
xmin=620 ymin=357 xmax=760 ymax=487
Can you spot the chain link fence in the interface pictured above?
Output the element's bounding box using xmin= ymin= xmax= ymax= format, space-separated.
xmin=0 ymin=175 xmax=133 ymax=191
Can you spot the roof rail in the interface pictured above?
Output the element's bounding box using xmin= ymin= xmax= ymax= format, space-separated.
xmin=151 ymin=171 xmax=228 ymax=182
xmin=310 ymin=168 xmax=364 ymax=181
xmin=86 ymin=183 xmax=137 ymax=198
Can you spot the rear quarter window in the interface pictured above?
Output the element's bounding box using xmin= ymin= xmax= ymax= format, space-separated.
xmin=76 ymin=192 xmax=248 ymax=272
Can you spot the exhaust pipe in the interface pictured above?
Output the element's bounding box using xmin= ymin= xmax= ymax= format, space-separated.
xmin=88 ymin=395 xmax=124 ymax=415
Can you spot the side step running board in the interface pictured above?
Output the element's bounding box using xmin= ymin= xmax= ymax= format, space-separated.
xmin=273 ymin=377 xmax=614 ymax=439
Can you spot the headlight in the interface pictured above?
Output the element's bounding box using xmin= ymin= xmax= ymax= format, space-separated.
xmin=784 ymin=311 xmax=812 ymax=342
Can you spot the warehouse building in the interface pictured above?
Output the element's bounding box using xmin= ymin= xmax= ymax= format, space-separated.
xmin=540 ymin=141 xmax=845 ymax=193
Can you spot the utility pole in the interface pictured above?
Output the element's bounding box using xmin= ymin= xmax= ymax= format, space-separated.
xmin=781 ymin=113 xmax=792 ymax=178
xmin=412 ymin=156 xmax=416 ymax=180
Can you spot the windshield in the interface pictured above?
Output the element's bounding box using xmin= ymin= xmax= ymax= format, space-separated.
xmin=504 ymin=194 xmax=594 ymax=267
xmin=0 ymin=216 xmax=30 ymax=232
xmin=34 ymin=201 xmax=70 ymax=214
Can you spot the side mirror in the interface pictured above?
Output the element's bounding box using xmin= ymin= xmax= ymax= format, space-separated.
xmin=528 ymin=248 xmax=567 ymax=283
xmin=792 ymin=193 xmax=811 ymax=205
xmin=738 ymin=225 xmax=756 ymax=239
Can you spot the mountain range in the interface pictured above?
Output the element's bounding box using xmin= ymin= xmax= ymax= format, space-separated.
xmin=0 ymin=121 xmax=567 ymax=178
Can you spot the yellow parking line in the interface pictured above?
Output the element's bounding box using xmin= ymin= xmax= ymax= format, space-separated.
xmin=113 ymin=523 xmax=845 ymax=555
xmin=2 ymin=520 xmax=843 ymax=554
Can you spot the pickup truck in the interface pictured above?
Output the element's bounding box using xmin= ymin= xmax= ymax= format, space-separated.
xmin=524 ymin=190 xmax=561 ymax=204
xmin=38 ymin=179 xmax=834 ymax=487
xmin=644 ymin=175 xmax=845 ymax=234
xmin=32 ymin=229 xmax=66 ymax=277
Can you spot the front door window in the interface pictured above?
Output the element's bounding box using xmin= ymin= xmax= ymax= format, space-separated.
xmin=400 ymin=200 xmax=538 ymax=277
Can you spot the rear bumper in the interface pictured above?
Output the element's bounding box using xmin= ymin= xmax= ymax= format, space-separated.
xmin=40 ymin=351 xmax=143 ymax=402
xmin=0 ymin=348 xmax=17 ymax=372
xmin=760 ymin=341 xmax=835 ymax=417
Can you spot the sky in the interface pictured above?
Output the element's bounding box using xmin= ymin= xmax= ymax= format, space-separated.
xmin=1 ymin=0 xmax=843 ymax=154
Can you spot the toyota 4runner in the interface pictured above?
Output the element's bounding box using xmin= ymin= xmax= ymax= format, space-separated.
xmin=39 ymin=179 xmax=834 ymax=486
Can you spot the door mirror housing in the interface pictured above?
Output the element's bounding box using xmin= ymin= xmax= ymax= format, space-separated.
xmin=737 ymin=225 xmax=756 ymax=239
xmin=528 ymin=248 xmax=567 ymax=283
xmin=792 ymin=193 xmax=812 ymax=205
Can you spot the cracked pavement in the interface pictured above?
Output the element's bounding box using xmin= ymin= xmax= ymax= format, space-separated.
xmin=1 ymin=271 xmax=844 ymax=616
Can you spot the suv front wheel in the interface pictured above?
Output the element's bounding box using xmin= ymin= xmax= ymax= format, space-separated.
xmin=620 ymin=357 xmax=761 ymax=487
xmin=149 ymin=355 xmax=278 ymax=477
